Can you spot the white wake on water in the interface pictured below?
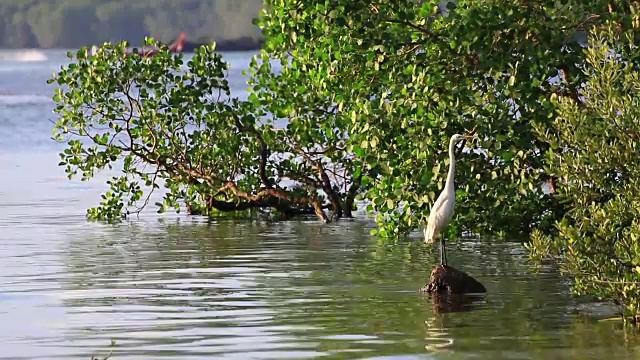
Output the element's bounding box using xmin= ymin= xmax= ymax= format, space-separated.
xmin=0 ymin=49 xmax=48 ymax=62
xmin=0 ymin=94 xmax=51 ymax=105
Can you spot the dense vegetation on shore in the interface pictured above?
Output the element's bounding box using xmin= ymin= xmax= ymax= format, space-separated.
xmin=0 ymin=0 xmax=263 ymax=48
xmin=51 ymin=0 xmax=640 ymax=325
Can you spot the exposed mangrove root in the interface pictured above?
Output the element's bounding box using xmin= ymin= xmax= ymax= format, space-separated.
xmin=421 ymin=264 xmax=486 ymax=294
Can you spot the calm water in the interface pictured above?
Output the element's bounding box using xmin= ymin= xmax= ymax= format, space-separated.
xmin=0 ymin=49 xmax=639 ymax=360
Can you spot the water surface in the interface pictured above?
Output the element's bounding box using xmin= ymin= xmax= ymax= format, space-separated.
xmin=0 ymin=49 xmax=638 ymax=360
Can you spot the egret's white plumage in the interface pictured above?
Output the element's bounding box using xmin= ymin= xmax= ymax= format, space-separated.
xmin=424 ymin=133 xmax=475 ymax=265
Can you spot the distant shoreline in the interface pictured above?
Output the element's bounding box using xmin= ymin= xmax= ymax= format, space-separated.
xmin=0 ymin=37 xmax=264 ymax=53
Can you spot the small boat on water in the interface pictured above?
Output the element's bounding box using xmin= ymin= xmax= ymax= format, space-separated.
xmin=90 ymin=32 xmax=187 ymax=57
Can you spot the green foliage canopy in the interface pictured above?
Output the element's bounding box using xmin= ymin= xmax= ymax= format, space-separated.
xmin=529 ymin=18 xmax=640 ymax=324
xmin=254 ymin=0 xmax=604 ymax=238
xmin=51 ymin=40 xmax=360 ymax=222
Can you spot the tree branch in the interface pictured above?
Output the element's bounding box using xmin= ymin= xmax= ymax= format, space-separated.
xmin=384 ymin=18 xmax=439 ymax=41
xmin=234 ymin=114 xmax=273 ymax=188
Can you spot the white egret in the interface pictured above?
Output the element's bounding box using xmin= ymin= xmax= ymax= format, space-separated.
xmin=424 ymin=133 xmax=477 ymax=265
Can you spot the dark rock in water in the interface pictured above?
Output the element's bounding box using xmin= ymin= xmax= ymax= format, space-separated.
xmin=421 ymin=264 xmax=486 ymax=294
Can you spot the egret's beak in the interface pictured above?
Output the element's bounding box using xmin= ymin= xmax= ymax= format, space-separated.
xmin=463 ymin=134 xmax=478 ymax=141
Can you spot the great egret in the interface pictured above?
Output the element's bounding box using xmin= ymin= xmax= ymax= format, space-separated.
xmin=424 ymin=133 xmax=476 ymax=265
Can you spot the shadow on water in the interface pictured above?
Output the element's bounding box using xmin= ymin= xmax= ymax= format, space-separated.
xmin=33 ymin=218 xmax=637 ymax=359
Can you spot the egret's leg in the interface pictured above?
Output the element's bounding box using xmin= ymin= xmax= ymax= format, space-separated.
xmin=443 ymin=236 xmax=447 ymax=265
xmin=440 ymin=235 xmax=447 ymax=265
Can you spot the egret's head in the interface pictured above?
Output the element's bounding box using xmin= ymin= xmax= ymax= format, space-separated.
xmin=451 ymin=133 xmax=477 ymax=144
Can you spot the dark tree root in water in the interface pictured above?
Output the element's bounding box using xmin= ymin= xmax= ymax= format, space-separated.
xmin=421 ymin=264 xmax=486 ymax=294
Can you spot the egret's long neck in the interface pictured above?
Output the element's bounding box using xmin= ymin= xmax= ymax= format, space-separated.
xmin=445 ymin=139 xmax=457 ymax=191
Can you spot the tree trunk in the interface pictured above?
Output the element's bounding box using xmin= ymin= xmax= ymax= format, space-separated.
xmin=343 ymin=177 xmax=361 ymax=218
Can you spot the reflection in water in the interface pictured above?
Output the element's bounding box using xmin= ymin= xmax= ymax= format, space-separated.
xmin=423 ymin=293 xmax=486 ymax=314
xmin=39 ymin=220 xmax=639 ymax=359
